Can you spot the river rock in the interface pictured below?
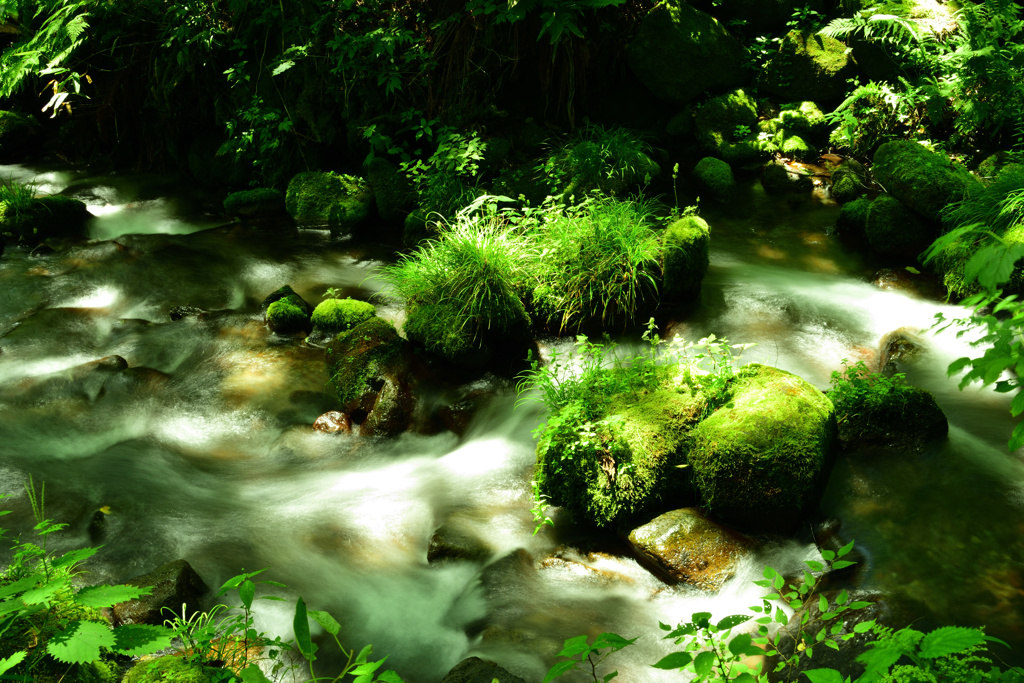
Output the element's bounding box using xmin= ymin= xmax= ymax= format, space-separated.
xmin=112 ymin=559 xmax=210 ymax=626
xmin=693 ymin=89 xmax=766 ymax=164
xmin=261 ymin=284 xmax=314 ymax=335
xmin=0 ymin=110 xmax=42 ymax=162
xmin=222 ymin=188 xmax=287 ymax=220
xmin=688 ymin=364 xmax=837 ymax=534
xmin=692 ymin=156 xmax=735 ymax=202
xmin=439 ymin=657 xmax=526 ymax=683
xmin=877 ymin=327 xmax=925 ymax=376
xmin=307 ymin=297 xmax=376 ymax=346
xmin=834 ymin=196 xmax=871 ymax=242
xmin=872 ymin=141 xmax=979 ymax=222
xmin=832 ymin=379 xmax=948 ymax=454
xmin=661 ymin=215 xmax=710 ymax=304
xmin=313 ymin=410 xmax=351 ymax=434
xmin=325 ymin=317 xmax=415 ymax=437
xmin=428 ymin=523 xmax=493 ymax=564
xmin=628 ymin=508 xmax=755 ymax=591
xmin=0 ymin=196 xmax=91 ymax=245
xmin=871 ymin=268 xmax=944 ymax=300
xmin=285 ymin=171 xmax=373 ymax=234
xmin=365 ymin=156 xmax=414 ymax=223
xmin=758 ymin=30 xmax=857 ymax=101
xmin=830 ymin=158 xmax=870 ymax=203
xmin=626 ymin=1 xmax=745 ymax=104
xmin=865 ymin=194 xmax=937 ymax=257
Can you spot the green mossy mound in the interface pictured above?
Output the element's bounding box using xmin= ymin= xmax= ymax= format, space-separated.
xmin=761 ymin=163 xmax=812 ymax=194
xmin=260 ymin=284 xmax=313 ymax=316
xmin=310 ymin=298 xmax=376 ymax=338
xmin=626 ymin=1 xmax=745 ymax=104
xmin=325 ymin=317 xmax=411 ymax=420
xmin=123 ymin=656 xmax=221 ymax=683
xmin=0 ymin=110 xmax=41 ymax=162
xmin=0 ymin=195 xmax=91 ymax=244
xmin=865 ymin=194 xmax=937 ymax=257
xmin=545 ymin=128 xmax=661 ymax=201
xmin=835 ymin=196 xmax=872 ymax=240
xmin=872 ymin=141 xmax=978 ymax=222
xmin=688 ymin=363 xmax=837 ymax=534
xmin=535 ymin=386 xmax=705 ymax=529
xmin=365 ymin=157 xmax=414 ymax=223
xmin=830 ymin=159 xmax=869 ymax=203
xmin=266 ymin=298 xmax=312 ymax=334
xmin=692 ymin=157 xmax=735 ymax=202
xmin=759 ymin=31 xmax=857 ymax=101
xmin=223 ymin=188 xmax=285 ymax=218
xmin=694 ymin=89 xmax=766 ymax=163
xmin=404 ymin=302 xmax=485 ymax=367
xmin=776 ymin=101 xmax=828 ymax=142
xmin=781 ymin=134 xmax=815 ymax=161
xmin=830 ymin=379 xmax=948 ymax=453
xmin=285 ymin=171 xmax=373 ymax=233
xmin=661 ymin=215 xmax=710 ymax=302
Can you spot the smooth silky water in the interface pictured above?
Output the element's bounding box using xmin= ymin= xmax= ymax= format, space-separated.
xmin=0 ymin=167 xmax=1021 ymax=681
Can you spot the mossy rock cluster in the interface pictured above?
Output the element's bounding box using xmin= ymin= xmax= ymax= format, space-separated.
xmin=626 ymin=0 xmax=745 ymax=104
xmin=535 ymin=386 xmax=705 ymax=528
xmin=758 ymin=31 xmax=857 ymax=101
xmin=0 ymin=195 xmax=91 ymax=244
xmin=865 ymin=194 xmax=937 ymax=257
xmin=285 ymin=171 xmax=373 ymax=233
xmin=0 ymin=110 xmax=41 ymax=162
xmin=694 ymin=89 xmax=769 ymax=165
xmin=261 ymin=285 xmax=313 ymax=335
xmin=404 ymin=302 xmax=485 ymax=367
xmin=661 ymin=215 xmax=710 ymax=302
xmin=688 ymin=364 xmax=837 ymax=533
xmin=758 ymin=102 xmax=828 ymax=162
xmin=123 ymin=656 xmax=222 ymax=683
xmin=830 ymin=382 xmax=948 ymax=453
xmin=761 ymin=163 xmax=812 ymax=194
xmin=830 ymin=158 xmax=870 ymax=203
xmin=692 ymin=157 xmax=735 ymax=201
xmin=222 ymin=188 xmax=286 ymax=219
xmin=308 ymin=297 xmax=376 ymax=345
xmin=835 ymin=196 xmax=872 ymax=240
xmin=871 ymin=140 xmax=978 ymax=222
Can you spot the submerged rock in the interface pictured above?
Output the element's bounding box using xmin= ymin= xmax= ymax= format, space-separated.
xmin=222 ymin=188 xmax=287 ymax=220
xmin=865 ymin=194 xmax=937 ymax=257
xmin=0 ymin=195 xmax=91 ymax=245
xmin=261 ymin=284 xmax=313 ymax=335
xmin=689 ymin=364 xmax=837 ymax=534
xmin=628 ymin=508 xmax=755 ymax=591
xmin=439 ymin=657 xmax=526 ymax=683
xmin=112 ymin=559 xmax=209 ymax=626
xmin=313 ymin=410 xmax=352 ymax=434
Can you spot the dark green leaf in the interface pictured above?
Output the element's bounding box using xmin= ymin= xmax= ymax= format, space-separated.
xmin=293 ymin=597 xmax=314 ymax=661
xmin=849 ymin=601 xmax=873 ymax=610
xmin=52 ymin=547 xmax=99 ymax=568
xmin=919 ymin=626 xmax=986 ymax=658
xmin=803 ymin=668 xmax=845 ymax=683
xmin=717 ymin=615 xmax=751 ymax=630
xmin=692 ymin=612 xmax=712 ymax=629
xmin=557 ymin=635 xmax=591 ymax=658
xmin=376 ymin=671 xmax=405 ymax=683
xmin=819 ymin=595 xmax=829 ymax=612
xmin=47 ymin=620 xmax=115 ymax=664
xmin=112 ymin=624 xmax=174 ymax=656
xmin=729 ymin=633 xmax=758 ymax=656
xmin=240 ymin=665 xmax=274 ymax=683
xmin=831 ymin=560 xmax=856 ymax=570
xmin=836 ymin=590 xmax=849 ymax=606
xmin=239 ymin=579 xmax=256 ymax=611
xmin=0 ymin=650 xmax=26 ymax=675
xmin=592 ymin=633 xmax=636 ymax=651
xmin=76 ymin=585 xmax=150 ymax=608
xmin=821 ymin=550 xmax=835 ymax=562
xmin=652 ymin=651 xmax=693 ymax=670
xmin=837 ymin=540 xmax=855 ymax=558
xmin=543 ymin=660 xmax=578 ymax=682
xmin=853 ymin=620 xmax=876 ymax=634
xmin=309 ymin=609 xmax=341 ymax=636
xmin=693 ymin=650 xmax=715 ymax=677
xmin=805 ymin=560 xmax=825 ymax=572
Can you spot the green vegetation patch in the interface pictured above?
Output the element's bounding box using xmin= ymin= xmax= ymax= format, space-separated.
xmin=688 ymin=363 xmax=836 ymax=533
xmin=692 ymin=157 xmax=736 ymax=202
xmin=759 ymin=30 xmax=856 ymax=101
xmin=266 ymin=297 xmax=312 ymax=334
xmin=660 ymin=215 xmax=710 ymax=302
xmin=311 ymin=298 xmax=376 ymax=336
xmin=325 ymin=317 xmax=406 ymax=409
xmin=223 ymin=188 xmax=285 ymax=218
xmin=872 ymin=140 xmax=978 ymax=222
xmin=403 ymin=302 xmax=479 ymax=364
xmin=123 ymin=655 xmax=220 ymax=683
xmin=541 ymin=124 xmax=660 ymax=201
xmin=284 ymin=171 xmax=372 ymax=231
xmin=865 ymin=194 xmax=937 ymax=256
xmin=0 ymin=195 xmax=91 ymax=243
xmin=694 ymin=89 xmax=762 ymax=162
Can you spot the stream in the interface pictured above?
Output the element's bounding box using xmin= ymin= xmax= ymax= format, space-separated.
xmin=0 ymin=164 xmax=1022 ymax=681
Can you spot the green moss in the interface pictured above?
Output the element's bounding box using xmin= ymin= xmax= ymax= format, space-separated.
xmin=692 ymin=157 xmax=735 ymax=201
xmin=694 ymin=89 xmax=758 ymax=151
xmin=781 ymin=134 xmax=815 ymax=161
xmin=123 ymin=656 xmax=220 ymax=683
xmin=835 ymin=196 xmax=872 ymax=240
xmin=365 ymin=157 xmax=414 ymax=222
xmin=266 ymin=297 xmax=311 ymax=334
xmin=865 ymin=194 xmax=936 ymax=256
xmin=310 ymin=298 xmax=376 ymax=336
xmin=535 ymin=386 xmax=705 ymax=528
xmin=872 ymin=140 xmax=978 ymax=222
xmin=222 ymin=188 xmax=285 ymax=217
xmin=403 ymin=302 xmax=478 ymax=363
xmin=0 ymin=195 xmax=90 ymax=243
xmin=661 ymin=215 xmax=710 ymax=301
xmin=325 ymin=317 xmax=404 ymax=408
xmin=284 ymin=171 xmax=372 ymax=232
xmin=777 ymin=101 xmax=828 ymax=141
xmin=688 ymin=363 xmax=836 ymax=533
xmin=830 ymin=159 xmax=868 ymax=203
xmin=759 ymin=31 xmax=856 ymax=101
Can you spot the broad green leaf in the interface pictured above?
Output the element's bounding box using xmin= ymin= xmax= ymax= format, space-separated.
xmin=557 ymin=634 xmax=591 ymax=658
xmin=803 ymin=668 xmax=845 ymax=683
xmin=774 ymin=607 xmax=789 ymax=624
xmin=919 ymin=626 xmax=986 ymax=658
xmin=819 ymin=594 xmax=829 ymax=612
xmin=691 ymin=612 xmax=712 ymax=629
xmin=717 ymin=614 xmax=750 ymax=630
xmin=825 ymin=640 xmax=840 ymax=650
xmin=355 ymin=644 xmax=373 ymax=665
xmin=294 ymin=597 xmax=314 ymax=661
xmin=376 ymin=671 xmax=405 ymax=683
xmin=76 ymin=584 xmax=150 ymax=608
xmin=732 ymin=673 xmax=757 ymax=683
xmin=112 ymin=624 xmax=174 ymax=656
xmin=821 ymin=550 xmax=835 ymax=562
xmin=309 ymin=609 xmax=341 ymax=636
xmin=0 ymin=650 xmax=26 ymax=675
xmin=1010 ymin=422 xmax=1024 ymax=452
xmin=0 ymin=576 xmax=39 ymax=600
xmin=831 ymin=560 xmax=856 ymax=570
xmin=240 ymin=664 xmax=274 ymax=683
xmin=837 ymin=540 xmax=855 ymax=558
xmin=849 ymin=601 xmax=873 ymax=610
xmin=659 ymin=621 xmax=671 ymax=631
xmin=805 ymin=560 xmax=825 ymax=572
xmin=729 ymin=633 xmax=756 ymax=656
xmin=543 ymin=660 xmax=578 ymax=682
xmin=239 ymin=579 xmax=256 ymax=610
xmin=694 ymin=650 xmax=715 ymax=677
xmin=853 ymin=619 xmax=876 ymax=634
xmin=351 ymin=658 xmax=385 ymax=676
xmin=601 ymin=672 xmax=617 ymax=682
xmin=836 ymin=590 xmax=849 ymax=606
xmin=652 ymin=651 xmax=693 ymax=670
xmin=47 ymin=620 xmax=115 ymax=664
xmin=52 ymin=547 xmax=99 ymax=568
xmin=592 ymin=632 xmax=635 ymax=651
xmin=21 ymin=580 xmax=64 ymax=605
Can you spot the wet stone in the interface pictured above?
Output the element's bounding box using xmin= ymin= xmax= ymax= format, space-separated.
xmin=313 ymin=410 xmax=351 ymax=434
xmin=112 ymin=559 xmax=210 ymax=626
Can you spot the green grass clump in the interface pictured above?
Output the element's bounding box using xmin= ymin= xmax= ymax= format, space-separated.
xmin=529 ymin=195 xmax=662 ymax=332
xmin=382 ymin=212 xmax=533 ymax=350
xmin=310 ymin=298 xmax=376 ymax=335
xmin=541 ymin=124 xmax=659 ymax=200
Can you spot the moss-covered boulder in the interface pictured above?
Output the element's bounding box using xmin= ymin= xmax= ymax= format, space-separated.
xmin=830 ymin=158 xmax=870 ymax=203
xmin=758 ymin=31 xmax=857 ymax=101
xmin=285 ymin=171 xmax=374 ymax=233
xmin=694 ymin=89 xmax=769 ymax=164
xmin=776 ymin=101 xmax=829 ymax=143
xmin=365 ymin=156 xmax=414 ymax=223
xmin=0 ymin=195 xmax=91 ymax=244
xmin=0 ymin=110 xmax=41 ymax=162
xmin=781 ymin=134 xmax=816 ymax=161
xmin=308 ymin=297 xmax=376 ymax=345
xmin=325 ymin=317 xmax=414 ymax=437
xmin=688 ymin=363 xmax=837 ymax=534
xmin=222 ymin=188 xmax=286 ymax=219
xmin=535 ymin=386 xmax=706 ymax=529
xmin=260 ymin=285 xmax=313 ymax=335
xmin=627 ymin=508 xmax=755 ymax=591
xmin=829 ymin=374 xmax=947 ymax=453
xmin=404 ymin=301 xmax=485 ymax=367
xmin=626 ymin=1 xmax=745 ymax=104
xmin=872 ymin=141 xmax=978 ymax=222
xmin=260 ymin=284 xmax=313 ymax=317
xmin=661 ymin=215 xmax=710 ymax=303
xmin=112 ymin=559 xmax=210 ymax=626
xmin=834 ymin=196 xmax=872 ymax=241
xmin=692 ymin=157 xmax=735 ymax=202
xmin=865 ymin=194 xmax=937 ymax=257
xmin=123 ymin=656 xmax=221 ymax=683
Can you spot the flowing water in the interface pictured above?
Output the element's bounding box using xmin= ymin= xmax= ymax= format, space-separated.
xmin=0 ymin=165 xmax=1022 ymax=681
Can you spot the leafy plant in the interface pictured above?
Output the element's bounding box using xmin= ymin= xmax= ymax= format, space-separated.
xmin=827 ymin=360 xmax=908 ymax=427
xmin=544 ymin=632 xmax=636 ymax=682
xmin=540 ymin=124 xmax=657 ymax=200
